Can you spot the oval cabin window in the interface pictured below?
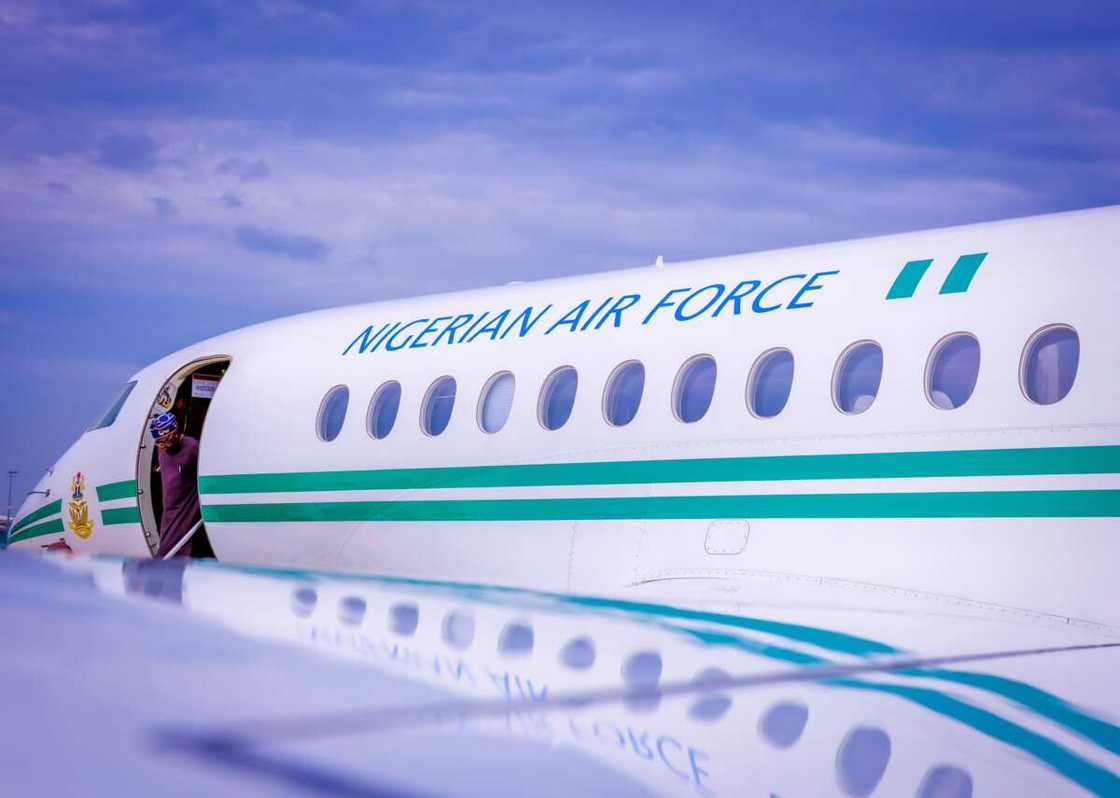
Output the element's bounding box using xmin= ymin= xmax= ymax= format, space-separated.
xmin=1022 ymin=325 xmax=1079 ymax=405
xmin=604 ymin=361 xmax=645 ymax=427
xmin=748 ymin=349 xmax=794 ymax=418
xmin=539 ymin=366 xmax=578 ymax=431
xmin=478 ymin=371 xmax=515 ymax=433
xmin=367 ymin=381 xmax=401 ymax=440
xmin=317 ymin=385 xmax=349 ymax=442
xmin=833 ymin=341 xmax=883 ymax=414
xmin=927 ymin=333 xmax=979 ymax=410
xmin=421 ymin=376 xmax=456 ymax=436
xmin=673 ymin=355 xmax=716 ymax=423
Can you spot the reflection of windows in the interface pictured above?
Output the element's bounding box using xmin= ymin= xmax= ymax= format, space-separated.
xmin=621 ymin=650 xmax=663 ymax=712
xmin=389 ymin=603 xmax=418 ymax=635
xmin=926 ymin=333 xmax=979 ymax=410
xmin=539 ymin=367 xmax=578 ymax=431
xmin=836 ymin=726 xmax=892 ymax=796
xmin=673 ymin=355 xmax=716 ymax=423
xmin=338 ymin=596 xmax=367 ymax=627
xmin=1022 ymin=324 xmax=1079 ymax=405
xmin=421 ymin=376 xmax=456 ymax=436
xmin=367 ymin=381 xmax=401 ymax=440
xmin=442 ymin=610 xmax=475 ymax=649
xmin=290 ymin=587 xmax=318 ymax=618
xmin=90 ymin=381 xmax=138 ymax=431
xmin=478 ymin=372 xmax=515 ymax=433
xmin=748 ymin=349 xmax=794 ymax=418
xmin=916 ymin=765 xmax=973 ymax=798
xmin=603 ymin=360 xmax=645 ymax=427
xmin=758 ymin=700 xmax=809 ymax=749
xmin=688 ymin=668 xmax=733 ymax=722
xmin=833 ymin=341 xmax=883 ymax=415
xmin=498 ymin=621 xmax=534 ymax=655
xmin=559 ymin=637 xmax=596 ymax=670
xmin=316 ymin=385 xmax=349 ymax=441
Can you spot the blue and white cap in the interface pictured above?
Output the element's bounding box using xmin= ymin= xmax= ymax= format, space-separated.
xmin=149 ymin=412 xmax=178 ymax=439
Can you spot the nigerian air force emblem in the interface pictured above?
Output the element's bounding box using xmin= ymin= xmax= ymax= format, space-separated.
xmin=67 ymin=472 xmax=95 ymax=539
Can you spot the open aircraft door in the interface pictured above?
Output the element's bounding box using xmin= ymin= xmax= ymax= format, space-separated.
xmin=136 ymin=355 xmax=231 ymax=557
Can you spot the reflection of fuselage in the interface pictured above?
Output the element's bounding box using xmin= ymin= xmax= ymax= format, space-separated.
xmin=9 ymin=207 xmax=1120 ymax=631
xmin=70 ymin=558 xmax=1116 ymax=797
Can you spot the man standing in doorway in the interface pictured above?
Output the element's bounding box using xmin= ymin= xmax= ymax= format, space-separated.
xmin=150 ymin=412 xmax=212 ymax=558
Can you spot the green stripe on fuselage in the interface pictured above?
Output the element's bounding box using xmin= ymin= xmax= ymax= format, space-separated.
xmin=101 ymin=506 xmax=141 ymax=525
xmin=201 ymin=489 xmax=1120 ymax=523
xmin=8 ymin=500 xmax=62 ymax=536
xmin=8 ymin=518 xmax=64 ymax=543
xmin=197 ymin=445 xmax=1120 ymax=495
xmin=96 ymin=480 xmax=137 ymax=502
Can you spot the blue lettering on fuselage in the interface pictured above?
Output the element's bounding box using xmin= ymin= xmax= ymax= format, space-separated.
xmin=342 ymin=270 xmax=840 ymax=355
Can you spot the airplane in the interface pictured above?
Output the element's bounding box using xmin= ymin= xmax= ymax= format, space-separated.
xmin=4 ymin=204 xmax=1119 ymax=794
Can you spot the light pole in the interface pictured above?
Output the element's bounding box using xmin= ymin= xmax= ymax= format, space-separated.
xmin=5 ymin=469 xmax=18 ymax=542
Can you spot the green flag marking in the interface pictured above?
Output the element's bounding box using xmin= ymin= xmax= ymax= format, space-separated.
xmin=886 ymin=253 xmax=987 ymax=299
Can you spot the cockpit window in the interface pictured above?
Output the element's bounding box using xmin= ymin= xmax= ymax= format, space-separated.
xmin=89 ymin=381 xmax=137 ymax=431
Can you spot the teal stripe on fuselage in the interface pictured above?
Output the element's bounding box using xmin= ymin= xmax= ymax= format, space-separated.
xmin=202 ymin=489 xmax=1120 ymax=522
xmin=197 ymin=445 xmax=1120 ymax=495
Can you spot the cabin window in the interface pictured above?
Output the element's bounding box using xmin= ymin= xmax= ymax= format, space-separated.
xmin=478 ymin=371 xmax=515 ymax=433
xmin=421 ymin=376 xmax=456 ymax=436
xmin=748 ymin=348 xmax=794 ymax=418
xmin=674 ymin=355 xmax=716 ymax=423
xmin=603 ymin=360 xmax=645 ymax=427
xmin=367 ymin=380 xmax=401 ymax=439
xmin=316 ymin=385 xmax=349 ymax=441
xmin=89 ymin=380 xmax=137 ymax=431
xmin=539 ymin=366 xmax=578 ymax=431
xmin=926 ymin=333 xmax=980 ymax=409
xmin=833 ymin=341 xmax=883 ymax=414
xmin=1021 ymin=324 xmax=1079 ymax=405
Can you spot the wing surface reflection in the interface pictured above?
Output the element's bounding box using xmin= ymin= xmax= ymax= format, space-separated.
xmin=20 ymin=555 xmax=1120 ymax=797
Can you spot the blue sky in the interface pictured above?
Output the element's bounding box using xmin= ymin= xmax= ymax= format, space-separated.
xmin=2 ymin=0 xmax=1119 ymax=507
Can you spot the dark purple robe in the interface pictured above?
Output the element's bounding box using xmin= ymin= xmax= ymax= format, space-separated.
xmin=154 ymin=435 xmax=202 ymax=558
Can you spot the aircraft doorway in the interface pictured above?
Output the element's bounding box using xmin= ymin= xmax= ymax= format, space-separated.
xmin=136 ymin=356 xmax=231 ymax=559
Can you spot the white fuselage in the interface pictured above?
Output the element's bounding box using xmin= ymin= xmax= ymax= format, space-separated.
xmin=11 ymin=206 xmax=1120 ymax=628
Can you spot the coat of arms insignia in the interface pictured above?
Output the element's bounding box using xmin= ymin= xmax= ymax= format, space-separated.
xmin=157 ymin=384 xmax=173 ymax=410
xmin=67 ymin=472 xmax=95 ymax=539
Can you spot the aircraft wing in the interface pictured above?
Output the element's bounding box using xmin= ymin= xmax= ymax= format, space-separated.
xmin=1 ymin=551 xmax=1117 ymax=797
